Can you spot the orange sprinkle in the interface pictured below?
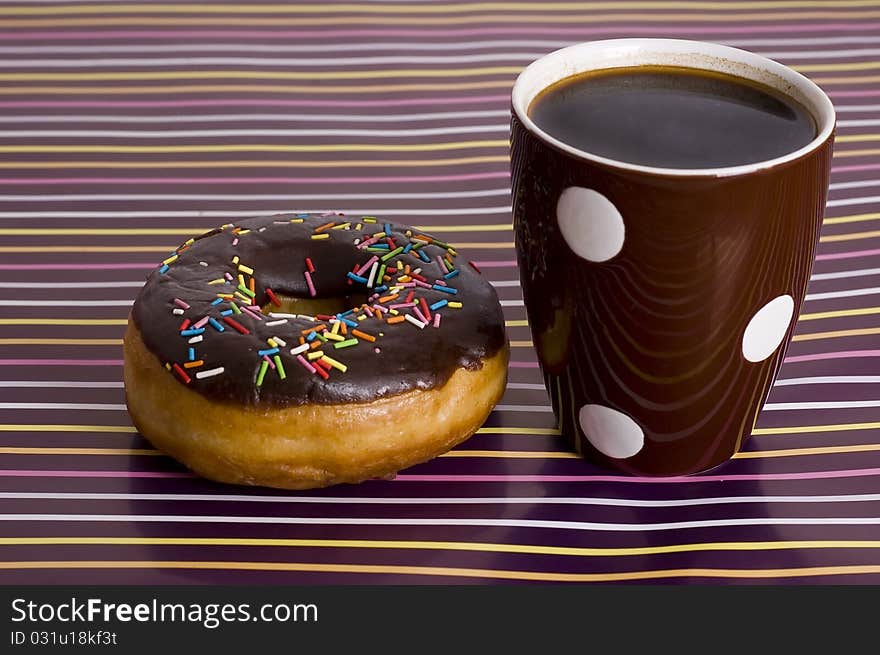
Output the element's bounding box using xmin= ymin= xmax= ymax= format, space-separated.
xmin=310 ymin=340 xmax=322 ymax=350
xmin=314 ymin=221 xmax=336 ymax=233
xmin=248 ymin=277 xmax=255 ymax=293
xmin=340 ymin=322 xmax=347 ymax=335
xmin=352 ymin=329 xmax=376 ymax=342
xmin=301 ymin=323 xmax=326 ymax=335
xmin=387 ymin=316 xmax=406 ymax=324
xmin=377 ymin=294 xmax=398 ymax=303
xmin=183 ymin=360 xmax=204 ymax=369
xmin=411 ymin=235 xmax=432 ymax=243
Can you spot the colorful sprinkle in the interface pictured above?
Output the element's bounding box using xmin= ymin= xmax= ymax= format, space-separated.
xmin=265 ymin=287 xmax=282 ymax=308
xmin=429 ymin=299 xmax=448 ymax=311
xmin=405 ymin=314 xmax=426 ymax=329
xmin=183 ymin=359 xmax=204 ymax=369
xmin=304 ymin=270 xmax=316 ymax=297
xmin=208 ymin=317 xmax=225 ymax=332
xmin=222 ymin=317 xmax=250 ymax=335
xmin=171 ymin=363 xmax=191 ymax=384
xmin=196 ymin=366 xmax=224 ymax=379
xmin=274 ymin=355 xmax=286 ymax=380
xmin=256 ymin=359 xmax=269 ymax=386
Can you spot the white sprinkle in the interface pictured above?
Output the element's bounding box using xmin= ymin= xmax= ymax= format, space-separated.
xmin=290 ymin=343 xmax=309 ymax=356
xmin=187 ymin=335 xmax=203 ymax=344
xmin=297 ymin=313 xmax=316 ymax=322
xmin=272 ymin=336 xmax=287 ymax=347
xmin=195 ymin=367 xmax=224 ymax=379
xmin=172 ymin=308 xmax=184 ymax=315
xmin=268 ymin=312 xmax=298 ymax=319
xmin=199 ymin=261 xmax=208 ymax=267
xmin=259 ymin=227 xmax=267 ymax=232
xmin=265 ymin=319 xmax=288 ymax=327
xmin=367 ymin=261 xmax=379 ymax=288
xmin=404 ymin=314 xmax=426 ymax=329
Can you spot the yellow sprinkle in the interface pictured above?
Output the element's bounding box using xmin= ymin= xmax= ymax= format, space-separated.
xmin=234 ymin=291 xmax=251 ymax=302
xmin=321 ymin=355 xmax=347 ymax=373
xmin=357 ymin=315 xmax=367 ymax=321
xmin=216 ymin=293 xmax=233 ymax=299
xmin=355 ymin=223 xmax=362 ymax=231
xmin=267 ymin=338 xmax=277 ymax=348
xmin=390 ymin=309 xmax=399 ymax=315
xmin=232 ymin=255 xmax=239 ymax=264
xmin=290 ymin=218 xmax=303 ymax=223
xmin=324 ymin=332 xmax=344 ymax=342
xmin=331 ymin=321 xmax=341 ymax=335
xmin=162 ymin=254 xmax=178 ymax=265
xmin=238 ymin=264 xmax=254 ymax=275
xmin=306 ymin=350 xmax=324 ymax=361
xmin=332 ymin=222 xmax=351 ymax=230
xmin=363 ymin=217 xmax=377 ymax=223
xmin=398 ymin=275 xmax=412 ymax=283
xmin=237 ymin=273 xmax=246 ymax=287
xmin=238 ymin=230 xmax=250 ymax=235
xmin=164 ymin=363 xmax=171 ymax=371
xmin=207 ymin=278 xmax=225 ymax=285
xmin=448 ymin=301 xmax=462 ymax=309
xmin=311 ymin=234 xmax=330 ymax=240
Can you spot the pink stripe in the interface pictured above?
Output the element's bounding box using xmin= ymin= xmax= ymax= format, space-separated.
xmin=396 ymin=467 xmax=880 ymax=483
xmin=3 ymin=24 xmax=880 ymax=41
xmin=828 ymin=90 xmax=880 ymax=98
xmin=470 ymin=260 xmax=516 ymax=268
xmin=0 ymin=96 xmax=507 ymax=109
xmin=784 ymin=350 xmax=880 ymax=364
xmin=815 ymin=248 xmax=880 ymax=262
xmin=0 ymin=359 xmax=122 ymax=366
xmin=832 ymin=164 xmax=880 ymax=173
xmin=0 ymin=173 xmax=509 ymax=186
xmin=509 ymin=361 xmax=540 ymax=368
xmin=0 ymin=263 xmax=151 ymax=270
xmin=0 ymin=470 xmax=190 ymax=479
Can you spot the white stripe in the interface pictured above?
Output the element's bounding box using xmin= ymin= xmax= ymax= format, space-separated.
xmin=774 ymin=376 xmax=880 ymax=386
xmin=0 ymin=381 xmax=124 ymax=388
xmin=0 ymin=110 xmax=511 ymax=124
xmin=0 ymin=207 xmax=512 ymax=218
xmin=0 ymin=402 xmax=126 ymax=411
xmin=0 ymin=126 xmax=507 ymax=138
xmin=805 ymin=286 xmax=880 ymax=301
xmin=506 ymin=383 xmax=545 ymax=390
xmin=0 ymin=190 xmax=511 ymax=202
xmin=837 ymin=119 xmax=880 ymax=127
xmin=3 ymin=513 xmax=880 ymax=531
xmin=493 ymin=404 xmax=553 ymax=412
xmin=0 ymin=300 xmax=131 ymax=306
xmin=0 ymin=281 xmax=143 ymax=289
xmin=0 ymin=54 xmax=543 ymax=67
xmin=829 ymin=179 xmax=880 ymax=191
xmin=2 ymin=491 xmax=880 ymax=507
xmin=836 ymin=105 xmax=880 ymax=113
xmin=811 ymin=267 xmax=880 ymax=281
xmin=826 ymin=196 xmax=880 ymax=208
xmin=764 ymin=400 xmax=880 ymax=410
xmin=489 ymin=280 xmax=521 ymax=287
xmin=499 ymin=300 xmax=524 ymax=307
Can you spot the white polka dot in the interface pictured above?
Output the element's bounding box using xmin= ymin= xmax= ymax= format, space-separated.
xmin=578 ymin=404 xmax=644 ymax=459
xmin=556 ymin=186 xmax=625 ymax=262
xmin=741 ymin=294 xmax=794 ymax=363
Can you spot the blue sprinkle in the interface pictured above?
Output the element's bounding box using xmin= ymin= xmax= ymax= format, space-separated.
xmin=211 ymin=297 xmax=224 ymax=305
xmin=418 ymin=250 xmax=431 ymax=263
xmin=180 ymin=328 xmax=205 ymax=337
xmin=338 ymin=317 xmax=358 ymax=328
xmin=443 ymin=269 xmax=460 ymax=280
xmin=188 ymin=347 xmax=195 ymax=361
xmin=158 ymin=264 xmax=169 ymax=274
xmin=306 ymin=331 xmax=317 ymax=342
xmin=402 ymin=243 xmax=413 ymax=254
xmin=429 ymin=299 xmax=448 ymax=311
xmin=432 ymin=284 xmax=458 ymax=295
xmin=208 ymin=317 xmax=225 ymax=332
xmin=296 ymin=213 xmax=309 ymax=218
xmin=368 ymin=244 xmax=390 ymax=250
xmin=347 ymin=272 xmax=368 ymax=284
xmin=373 ymin=285 xmax=388 ymax=293
xmin=340 ymin=309 xmax=355 ymax=317
xmin=258 ymin=347 xmax=280 ymax=356
xmin=220 ymin=309 xmax=233 ymax=316
xmin=384 ymin=223 xmax=392 ymax=236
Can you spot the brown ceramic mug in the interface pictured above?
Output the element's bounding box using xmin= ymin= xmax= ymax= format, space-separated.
xmin=510 ymin=39 xmax=835 ymax=476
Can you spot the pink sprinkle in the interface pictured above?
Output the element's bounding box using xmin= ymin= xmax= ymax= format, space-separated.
xmin=436 ymin=255 xmax=447 ymax=271
xmin=193 ymin=316 xmax=210 ymax=329
xmin=357 ymin=236 xmax=379 ymax=250
xmin=389 ymin=302 xmax=416 ymax=309
xmin=263 ymin=354 xmax=275 ymax=370
xmin=224 ymin=272 xmax=233 ymax=281
xmin=173 ymin=298 xmax=190 ymax=310
xmin=242 ymin=305 xmax=264 ymax=321
xmin=232 ymin=237 xmax=239 ymax=246
xmin=413 ymin=307 xmax=428 ymax=323
xmin=433 ymin=313 xmax=441 ymax=328
xmin=414 ymin=280 xmax=432 ymax=289
xmin=304 ymin=270 xmax=316 ymax=297
xmin=398 ymin=282 xmax=416 ymax=288
xmin=296 ymin=355 xmax=316 ymax=373
xmin=356 ymin=255 xmax=379 ymax=276
xmin=372 ymin=304 xmax=388 ymax=314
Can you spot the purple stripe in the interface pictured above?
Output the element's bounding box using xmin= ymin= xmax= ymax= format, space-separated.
xmin=828 ymin=90 xmax=880 ymax=97
xmin=0 ymin=359 xmax=123 ymax=366
xmin=508 ymin=361 xmax=540 ymax=368
xmin=785 ymin=350 xmax=880 ymax=363
xmin=0 ymin=263 xmax=151 ymax=270
xmin=0 ymin=96 xmax=508 ymax=109
xmin=0 ymin=470 xmax=188 ymax=479
xmin=0 ymin=173 xmax=509 ymax=186
xmin=832 ymin=164 xmax=880 ymax=173
xmin=3 ymin=24 xmax=880 ymax=41
xmin=471 ymin=260 xmax=517 ymax=268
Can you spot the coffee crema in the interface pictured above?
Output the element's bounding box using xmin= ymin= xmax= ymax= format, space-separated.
xmin=527 ymin=65 xmax=817 ymax=169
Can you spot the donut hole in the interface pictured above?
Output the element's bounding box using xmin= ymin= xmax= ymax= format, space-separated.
xmin=264 ymin=293 xmax=369 ymax=318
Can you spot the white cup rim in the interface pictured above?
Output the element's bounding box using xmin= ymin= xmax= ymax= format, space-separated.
xmin=511 ymin=38 xmax=836 ymax=178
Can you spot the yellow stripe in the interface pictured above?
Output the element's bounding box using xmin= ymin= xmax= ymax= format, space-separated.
xmin=824 ymin=212 xmax=880 ymax=226
xmin=735 ymin=443 xmax=880 ymax=459
xmin=793 ymin=327 xmax=880 ymax=342
xmin=0 ymin=339 xmax=121 ymax=346
xmin=0 ymin=243 xmax=513 ymax=253
xmin=4 ymin=2 xmax=879 ymax=15
xmin=820 ymin=229 xmax=880 ymax=243
xmin=475 ymin=427 xmax=560 ymax=435
xmin=1 ymin=560 xmax=878 ymax=582
xmin=3 ymin=536 xmax=880 ymax=559
xmin=752 ymin=421 xmax=880 ymax=436
xmin=442 ymin=450 xmax=577 ymax=459
xmin=509 ymin=340 xmax=532 ymax=347
xmin=812 ymin=75 xmax=880 ymax=85
xmin=0 ymin=82 xmax=514 ymax=95
xmin=0 ymin=226 xmax=512 ymax=236
xmin=799 ymin=306 xmax=880 ymax=321
xmin=0 ymin=158 xmax=510 ymax=169
xmin=0 ymin=141 xmax=506 ymax=154
xmin=0 ymin=424 xmax=136 ymax=433
xmin=0 ymin=448 xmax=157 ymax=456
xmin=835 ymin=148 xmax=880 ymax=158
xmin=0 ymin=319 xmax=127 ymax=326
xmin=505 ymin=319 xmax=529 ymax=327
xmin=2 ymin=11 xmax=880 ymax=27
xmin=837 ymin=133 xmax=880 ymax=143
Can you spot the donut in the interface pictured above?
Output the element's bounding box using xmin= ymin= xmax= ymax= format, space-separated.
xmin=123 ymin=212 xmax=509 ymax=489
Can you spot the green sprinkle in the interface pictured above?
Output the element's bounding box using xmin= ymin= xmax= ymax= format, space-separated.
xmin=256 ymin=359 xmax=269 ymax=387
xmin=381 ymin=246 xmax=404 ymax=262
xmin=230 ymin=301 xmax=242 ymax=315
xmin=316 ymin=332 xmax=329 ymax=342
xmin=334 ymin=338 xmax=359 ymax=349
xmin=237 ymin=284 xmax=256 ymax=298
xmin=377 ymin=263 xmax=387 ymax=282
xmin=274 ymin=355 xmax=286 ymax=380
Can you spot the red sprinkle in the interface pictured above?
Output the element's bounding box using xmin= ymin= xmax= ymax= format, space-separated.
xmin=314 ymin=358 xmax=332 ymax=371
xmin=223 ymin=316 xmax=250 ymax=335
xmin=385 ymin=237 xmax=396 ymax=248
xmin=179 ymin=318 xmax=191 ymax=331
xmin=172 ymin=363 xmax=191 ymax=384
xmin=316 ymin=314 xmax=334 ymax=321
xmin=314 ymin=363 xmax=330 ymax=379
xmin=419 ymin=297 xmax=431 ymax=322
xmin=411 ymin=273 xmax=427 ymax=282
xmin=469 ymin=260 xmax=482 ymax=273
xmin=405 ymin=291 xmax=415 ymax=304
xmin=305 ymin=257 xmax=315 ymax=273
xmin=265 ymin=287 xmax=282 ymax=308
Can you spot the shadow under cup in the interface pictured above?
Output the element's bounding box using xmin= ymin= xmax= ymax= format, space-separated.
xmin=510 ymin=39 xmax=836 ymax=476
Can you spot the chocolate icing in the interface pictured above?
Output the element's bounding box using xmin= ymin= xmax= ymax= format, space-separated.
xmin=130 ymin=213 xmax=507 ymax=407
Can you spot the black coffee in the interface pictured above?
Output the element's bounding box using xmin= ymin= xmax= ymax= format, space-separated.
xmin=528 ymin=65 xmax=817 ymax=169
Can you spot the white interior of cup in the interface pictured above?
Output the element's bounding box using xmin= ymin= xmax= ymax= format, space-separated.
xmin=511 ymin=38 xmax=836 ymax=177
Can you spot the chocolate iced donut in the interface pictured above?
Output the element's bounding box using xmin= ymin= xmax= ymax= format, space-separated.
xmin=123 ymin=213 xmax=509 ymax=489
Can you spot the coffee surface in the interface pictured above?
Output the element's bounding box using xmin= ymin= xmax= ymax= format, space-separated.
xmin=528 ymin=65 xmax=817 ymax=169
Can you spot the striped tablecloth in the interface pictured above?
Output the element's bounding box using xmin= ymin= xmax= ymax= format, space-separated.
xmin=2 ymin=0 xmax=880 ymax=584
